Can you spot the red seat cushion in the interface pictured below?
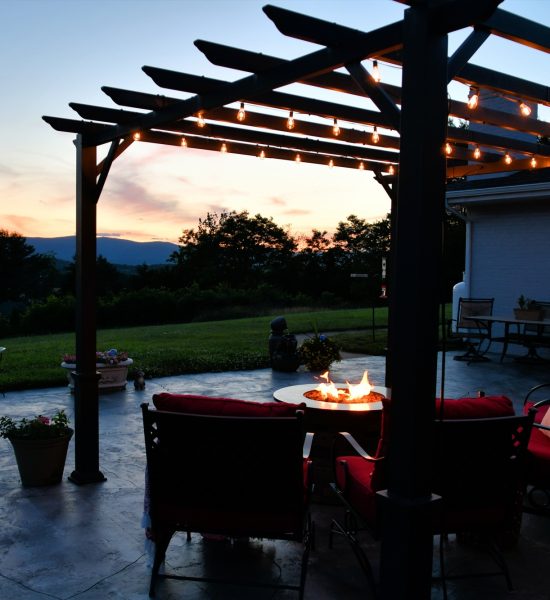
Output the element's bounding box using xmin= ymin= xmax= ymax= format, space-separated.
xmin=153 ymin=393 xmax=305 ymax=417
xmin=335 ymin=456 xmax=379 ymax=526
xmin=435 ymin=395 xmax=514 ymax=419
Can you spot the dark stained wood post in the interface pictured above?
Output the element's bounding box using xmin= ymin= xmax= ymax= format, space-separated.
xmin=379 ymin=4 xmax=448 ymax=598
xmin=69 ymin=134 xmax=105 ymax=485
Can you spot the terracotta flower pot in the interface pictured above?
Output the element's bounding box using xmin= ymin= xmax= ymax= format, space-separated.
xmin=9 ymin=430 xmax=73 ymax=487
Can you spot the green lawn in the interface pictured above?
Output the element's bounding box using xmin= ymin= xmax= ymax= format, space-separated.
xmin=0 ymin=305 xmax=451 ymax=391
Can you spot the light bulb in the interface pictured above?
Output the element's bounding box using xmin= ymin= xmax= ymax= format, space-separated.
xmin=467 ymin=87 xmax=479 ymax=110
xmin=372 ymin=60 xmax=381 ymax=83
xmin=237 ymin=102 xmax=246 ymax=122
xmin=372 ymin=126 xmax=380 ymax=144
xmin=180 ymin=137 xmax=187 ymax=147
xmin=358 ymin=161 xmax=365 ymax=170
xmin=197 ymin=113 xmax=205 ymax=128
xmin=530 ymin=156 xmax=537 ymax=168
xmin=220 ymin=142 xmax=227 ymax=153
xmin=287 ymin=111 xmax=295 ymax=130
xmin=473 ymin=146 xmax=481 ymax=160
xmin=328 ymin=159 xmax=334 ymax=168
xmin=445 ymin=142 xmax=453 ymax=156
xmin=332 ymin=118 xmax=340 ymax=136
xmin=388 ymin=164 xmax=395 ymax=175
xmin=295 ymin=153 xmax=301 ymax=163
xmin=504 ymin=152 xmax=512 ymax=165
xmin=519 ymin=101 xmax=531 ymax=117
xmin=132 ymin=132 xmax=141 ymax=141
xmin=259 ymin=149 xmax=266 ymax=159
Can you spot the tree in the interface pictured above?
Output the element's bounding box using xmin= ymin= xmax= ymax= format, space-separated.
xmin=171 ymin=211 xmax=297 ymax=289
xmin=0 ymin=230 xmax=56 ymax=303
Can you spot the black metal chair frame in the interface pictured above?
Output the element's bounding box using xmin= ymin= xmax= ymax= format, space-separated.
xmin=329 ymin=413 xmax=534 ymax=600
xmin=449 ymin=297 xmax=494 ymax=363
xmin=523 ymin=383 xmax=550 ymax=514
xmin=141 ymin=403 xmax=314 ymax=599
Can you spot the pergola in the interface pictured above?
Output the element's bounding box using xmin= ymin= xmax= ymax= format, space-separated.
xmin=43 ymin=1 xmax=550 ymax=597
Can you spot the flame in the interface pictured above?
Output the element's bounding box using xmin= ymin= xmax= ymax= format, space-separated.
xmin=315 ymin=370 xmax=372 ymax=403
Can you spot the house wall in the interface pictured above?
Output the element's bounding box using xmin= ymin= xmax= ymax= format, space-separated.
xmin=465 ymin=200 xmax=550 ymax=339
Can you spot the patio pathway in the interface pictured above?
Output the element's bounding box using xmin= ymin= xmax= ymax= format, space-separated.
xmin=1 ymin=350 xmax=549 ymax=599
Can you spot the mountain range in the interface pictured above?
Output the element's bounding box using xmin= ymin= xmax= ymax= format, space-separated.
xmin=27 ymin=236 xmax=179 ymax=266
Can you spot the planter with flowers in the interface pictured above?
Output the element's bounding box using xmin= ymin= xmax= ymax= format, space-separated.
xmin=299 ymin=331 xmax=341 ymax=372
xmin=0 ymin=410 xmax=73 ymax=487
xmin=61 ymin=349 xmax=133 ymax=392
xmin=514 ymin=295 xmax=542 ymax=321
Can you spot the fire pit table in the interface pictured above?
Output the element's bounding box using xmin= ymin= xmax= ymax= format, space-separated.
xmin=274 ymin=381 xmax=390 ymax=502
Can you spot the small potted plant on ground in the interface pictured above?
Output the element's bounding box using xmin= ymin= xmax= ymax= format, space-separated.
xmin=514 ymin=295 xmax=542 ymax=321
xmin=0 ymin=410 xmax=73 ymax=487
xmin=299 ymin=328 xmax=341 ymax=372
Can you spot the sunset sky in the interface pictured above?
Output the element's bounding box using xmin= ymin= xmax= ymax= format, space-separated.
xmin=1 ymin=0 xmax=549 ymax=243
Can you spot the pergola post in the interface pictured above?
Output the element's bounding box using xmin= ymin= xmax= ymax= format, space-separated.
xmin=69 ymin=135 xmax=105 ymax=485
xmin=379 ymin=4 xmax=448 ymax=598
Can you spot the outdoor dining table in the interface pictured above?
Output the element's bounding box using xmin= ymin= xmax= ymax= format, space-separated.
xmin=470 ymin=315 xmax=550 ymax=363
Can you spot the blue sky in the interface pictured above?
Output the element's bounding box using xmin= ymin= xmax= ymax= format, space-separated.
xmin=1 ymin=0 xmax=549 ymax=242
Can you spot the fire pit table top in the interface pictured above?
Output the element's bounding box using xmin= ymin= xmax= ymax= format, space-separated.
xmin=273 ymin=384 xmax=389 ymax=412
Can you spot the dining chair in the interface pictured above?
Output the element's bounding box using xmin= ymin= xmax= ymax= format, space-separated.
xmin=448 ymin=297 xmax=494 ymax=362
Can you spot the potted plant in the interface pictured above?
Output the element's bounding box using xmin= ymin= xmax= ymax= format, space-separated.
xmin=0 ymin=410 xmax=73 ymax=487
xmin=514 ymin=295 xmax=542 ymax=321
xmin=299 ymin=329 xmax=341 ymax=372
xmin=61 ymin=349 xmax=134 ymax=391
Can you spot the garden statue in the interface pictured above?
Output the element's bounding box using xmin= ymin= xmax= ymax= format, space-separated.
xmin=268 ymin=316 xmax=301 ymax=372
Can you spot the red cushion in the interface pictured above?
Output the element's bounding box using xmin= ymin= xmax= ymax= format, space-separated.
xmin=152 ymin=393 xmax=305 ymax=417
xmin=435 ymin=395 xmax=514 ymax=419
xmin=335 ymin=456 xmax=379 ymax=525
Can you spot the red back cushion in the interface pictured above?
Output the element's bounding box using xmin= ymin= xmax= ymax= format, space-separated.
xmin=435 ymin=395 xmax=514 ymax=419
xmin=152 ymin=393 xmax=305 ymax=417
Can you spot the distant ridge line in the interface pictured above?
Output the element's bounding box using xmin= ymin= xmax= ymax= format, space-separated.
xmin=27 ymin=235 xmax=179 ymax=266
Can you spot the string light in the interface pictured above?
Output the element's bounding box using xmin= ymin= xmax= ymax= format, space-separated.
xmin=287 ymin=111 xmax=295 ymax=130
xmin=295 ymin=153 xmax=301 ymax=163
xmin=332 ymin=118 xmax=340 ymax=136
xmin=259 ymin=149 xmax=266 ymax=159
xmin=132 ymin=132 xmax=141 ymax=141
xmin=237 ymin=102 xmax=246 ymax=121
xmin=328 ymin=159 xmax=334 ymax=168
xmin=197 ymin=113 xmax=206 ymax=128
xmin=358 ymin=161 xmax=365 ymax=170
xmin=372 ymin=126 xmax=380 ymax=144
xmin=504 ymin=152 xmax=512 ymax=165
xmin=220 ymin=142 xmax=227 ymax=153
xmin=388 ymin=164 xmax=395 ymax=175
xmin=372 ymin=60 xmax=381 ymax=83
xmin=473 ymin=146 xmax=481 ymax=160
xmin=180 ymin=137 xmax=187 ymax=147
xmin=519 ymin=101 xmax=532 ymax=117
xmin=530 ymin=156 xmax=537 ymax=168
xmin=467 ymin=87 xmax=479 ymax=110
xmin=445 ymin=142 xmax=453 ymax=156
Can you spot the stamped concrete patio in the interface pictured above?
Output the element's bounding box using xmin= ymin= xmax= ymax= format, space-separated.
xmin=1 ymin=350 xmax=550 ymax=599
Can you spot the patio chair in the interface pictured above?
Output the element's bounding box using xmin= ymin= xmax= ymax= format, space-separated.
xmin=448 ymin=297 xmax=494 ymax=362
xmin=329 ymin=395 xmax=533 ymax=599
xmin=141 ymin=396 xmax=314 ymax=599
xmin=523 ymin=383 xmax=550 ymax=515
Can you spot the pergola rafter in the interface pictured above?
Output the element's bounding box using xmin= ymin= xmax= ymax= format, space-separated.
xmin=43 ymin=1 xmax=550 ymax=598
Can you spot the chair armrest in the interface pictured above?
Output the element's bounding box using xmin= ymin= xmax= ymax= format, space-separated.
xmin=303 ymin=432 xmax=314 ymax=459
xmin=336 ymin=431 xmax=380 ymax=462
xmin=524 ymin=383 xmax=550 ymax=406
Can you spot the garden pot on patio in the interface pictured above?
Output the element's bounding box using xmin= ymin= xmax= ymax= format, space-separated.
xmin=10 ymin=430 xmax=73 ymax=487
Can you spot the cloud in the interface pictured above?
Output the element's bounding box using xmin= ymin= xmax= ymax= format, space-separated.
xmin=282 ymin=208 xmax=311 ymax=216
xmin=268 ymin=196 xmax=287 ymax=207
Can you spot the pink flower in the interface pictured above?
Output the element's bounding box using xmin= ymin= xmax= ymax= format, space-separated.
xmin=38 ymin=416 xmax=50 ymax=425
